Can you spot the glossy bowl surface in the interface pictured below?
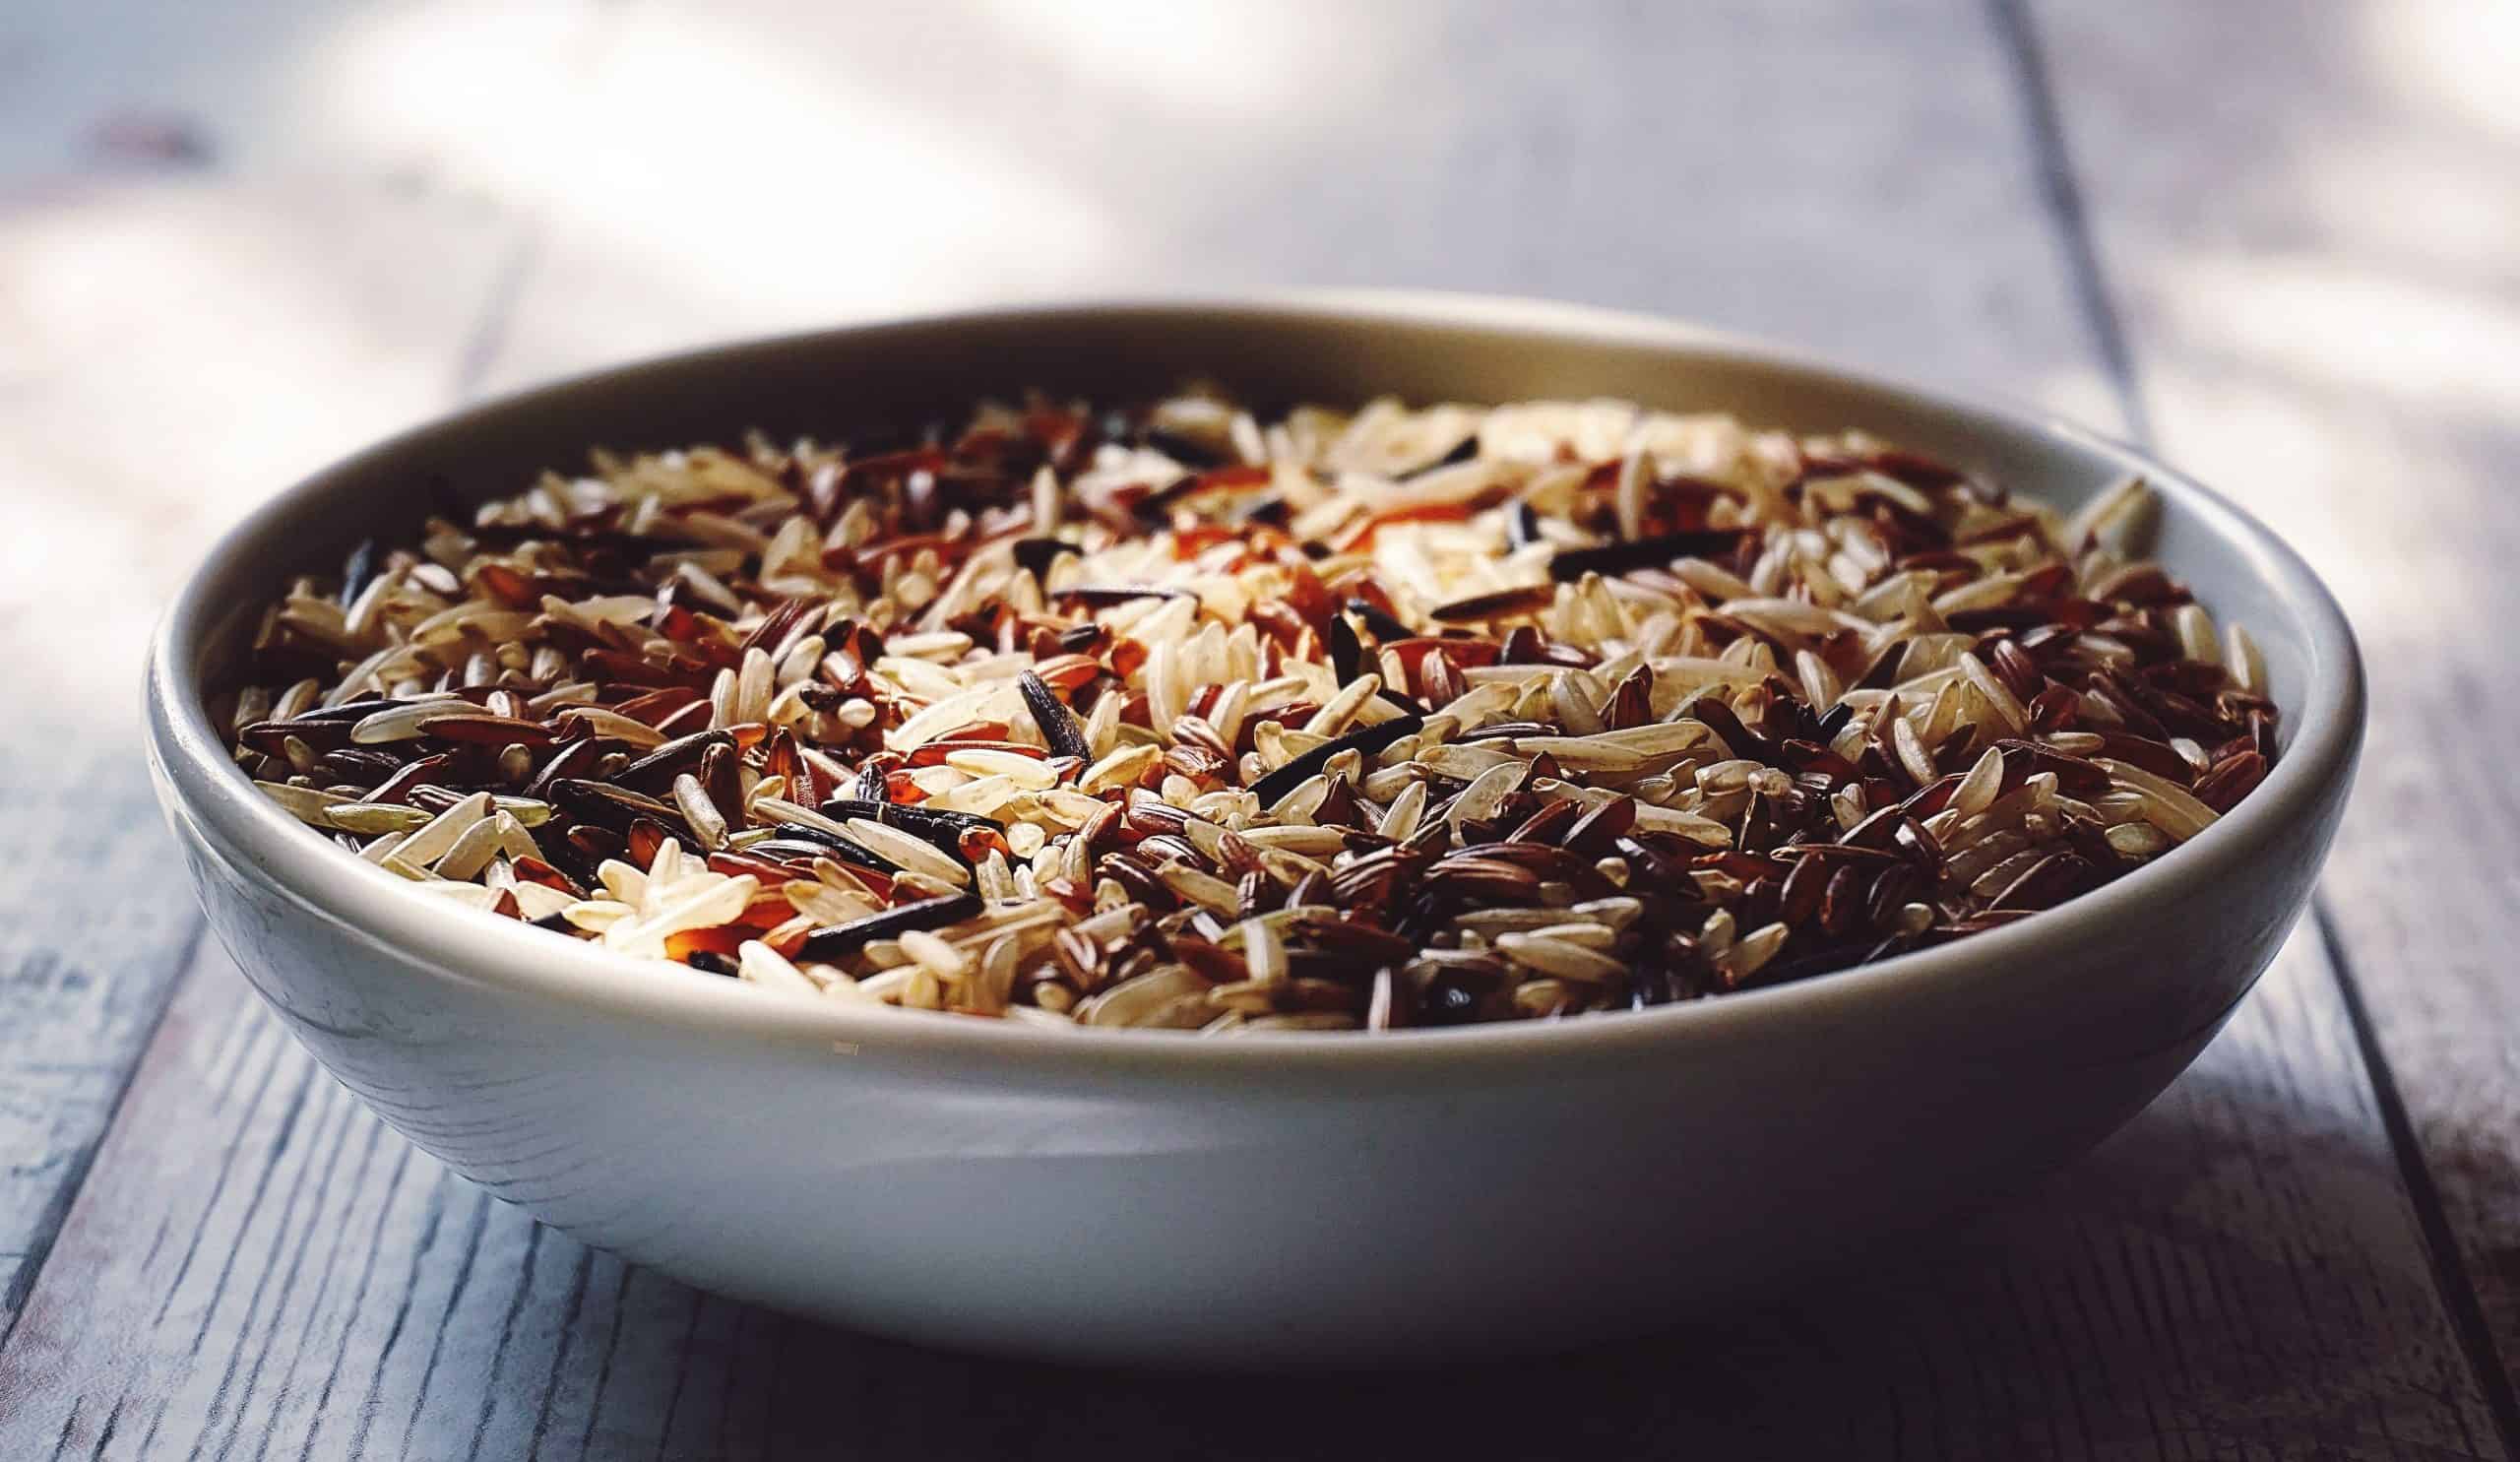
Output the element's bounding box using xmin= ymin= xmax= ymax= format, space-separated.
xmin=145 ymin=294 xmax=2363 ymax=1366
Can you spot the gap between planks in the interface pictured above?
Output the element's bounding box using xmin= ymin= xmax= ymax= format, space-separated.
xmin=1989 ymin=0 xmax=2520 ymax=1449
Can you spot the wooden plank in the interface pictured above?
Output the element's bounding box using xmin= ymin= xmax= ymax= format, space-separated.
xmin=472 ymin=0 xmax=2120 ymax=412
xmin=0 ymin=934 xmax=2498 ymax=1459
xmin=0 ymin=0 xmax=2502 ymax=1453
xmin=0 ymin=0 xmax=343 ymax=181
xmin=0 ymin=179 xmax=514 ymax=1335
xmin=2025 ymin=0 xmax=2520 ymax=1419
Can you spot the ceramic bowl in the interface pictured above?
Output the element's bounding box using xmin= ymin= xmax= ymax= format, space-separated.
xmin=143 ymin=294 xmax=2363 ymax=1367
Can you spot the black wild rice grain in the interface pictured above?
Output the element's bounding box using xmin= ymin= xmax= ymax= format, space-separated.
xmin=1016 ymin=670 xmax=1093 ymax=761
xmin=1549 ymin=530 xmax=1747 ymax=580
xmin=795 ymin=893 xmax=985 ymax=961
xmin=1249 ymin=715 xmax=1427 ymax=804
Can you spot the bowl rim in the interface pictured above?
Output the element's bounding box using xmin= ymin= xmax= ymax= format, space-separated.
xmin=144 ymin=288 xmax=2365 ymax=1075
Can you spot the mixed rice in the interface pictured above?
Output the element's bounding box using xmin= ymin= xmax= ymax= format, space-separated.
xmin=220 ymin=391 xmax=2279 ymax=1031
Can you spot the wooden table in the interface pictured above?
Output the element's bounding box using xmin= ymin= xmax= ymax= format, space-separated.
xmin=3 ymin=2 xmax=2515 ymax=1455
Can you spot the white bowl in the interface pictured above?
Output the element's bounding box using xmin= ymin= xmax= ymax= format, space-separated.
xmin=144 ymin=294 xmax=2363 ymax=1367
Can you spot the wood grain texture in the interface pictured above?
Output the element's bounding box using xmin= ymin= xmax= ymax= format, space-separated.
xmin=0 ymin=179 xmax=515 ymax=1337
xmin=2027 ymin=0 xmax=2520 ymax=1412
xmin=466 ymin=0 xmax=2120 ymax=413
xmin=0 ymin=0 xmax=2509 ymax=1453
xmin=0 ymin=935 xmax=2497 ymax=1461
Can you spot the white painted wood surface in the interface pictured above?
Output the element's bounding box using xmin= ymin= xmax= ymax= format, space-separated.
xmin=2038 ymin=0 xmax=2520 ymax=1411
xmin=0 ymin=1 xmax=2511 ymax=1454
xmin=0 ymin=934 xmax=2498 ymax=1459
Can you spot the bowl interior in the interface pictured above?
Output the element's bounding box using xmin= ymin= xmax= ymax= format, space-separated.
xmin=170 ymin=301 xmax=2340 ymax=741
xmin=150 ymin=295 xmax=2361 ymax=1060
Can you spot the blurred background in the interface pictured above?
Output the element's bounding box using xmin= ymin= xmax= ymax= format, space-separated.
xmin=10 ymin=0 xmax=2517 ymax=703
xmin=6 ymin=3 xmax=2520 ymax=1456
xmin=5 ymin=1 xmax=2516 ymax=729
